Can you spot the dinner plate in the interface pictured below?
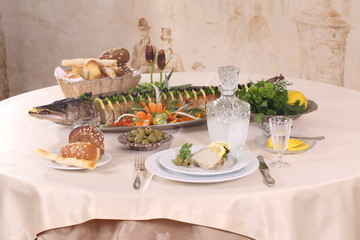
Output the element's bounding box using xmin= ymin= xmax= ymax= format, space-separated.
xmin=145 ymin=150 xmax=259 ymax=183
xmin=41 ymin=151 xmax=112 ymax=170
xmin=254 ymin=135 xmax=315 ymax=154
xmin=158 ymin=146 xmax=250 ymax=176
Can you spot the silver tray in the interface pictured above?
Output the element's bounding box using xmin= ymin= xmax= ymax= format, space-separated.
xmin=101 ymin=118 xmax=207 ymax=132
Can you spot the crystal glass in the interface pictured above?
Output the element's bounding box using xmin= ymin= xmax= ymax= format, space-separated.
xmin=268 ymin=117 xmax=293 ymax=168
xmin=206 ymin=66 xmax=250 ymax=153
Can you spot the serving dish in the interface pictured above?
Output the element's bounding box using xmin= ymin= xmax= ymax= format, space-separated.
xmin=102 ymin=118 xmax=207 ymax=132
xmin=118 ymin=132 xmax=172 ymax=151
xmin=250 ymin=100 xmax=318 ymax=124
xmin=254 ymin=135 xmax=315 ymax=154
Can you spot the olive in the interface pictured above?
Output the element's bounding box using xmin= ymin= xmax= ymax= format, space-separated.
xmin=137 ymin=128 xmax=145 ymax=135
xmin=133 ymin=136 xmax=143 ymax=144
xmin=130 ymin=129 xmax=138 ymax=137
xmin=148 ymin=133 xmax=158 ymax=143
xmin=127 ymin=136 xmax=135 ymax=143
xmin=136 ymin=133 xmax=145 ymax=139
xmin=154 ymin=130 xmax=164 ymax=137
xmin=141 ymin=139 xmax=150 ymax=145
xmin=182 ymin=158 xmax=193 ymax=167
xmin=173 ymin=156 xmax=184 ymax=165
xmin=145 ymin=126 xmax=154 ymax=135
xmin=155 ymin=133 xmax=164 ymax=141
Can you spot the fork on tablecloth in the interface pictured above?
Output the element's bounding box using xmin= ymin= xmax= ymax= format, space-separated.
xmin=133 ymin=156 xmax=145 ymax=190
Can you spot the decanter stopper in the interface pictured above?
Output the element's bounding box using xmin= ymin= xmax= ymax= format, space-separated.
xmin=218 ymin=66 xmax=240 ymax=95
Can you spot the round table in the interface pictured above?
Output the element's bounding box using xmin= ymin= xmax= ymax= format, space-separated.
xmin=1 ymin=72 xmax=360 ymax=240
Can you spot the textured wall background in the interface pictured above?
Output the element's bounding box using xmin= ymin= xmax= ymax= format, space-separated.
xmin=0 ymin=0 xmax=359 ymax=97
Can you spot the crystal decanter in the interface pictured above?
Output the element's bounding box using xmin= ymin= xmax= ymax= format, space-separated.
xmin=206 ymin=66 xmax=250 ymax=152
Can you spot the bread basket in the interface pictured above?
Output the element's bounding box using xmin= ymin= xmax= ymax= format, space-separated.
xmin=55 ymin=71 xmax=141 ymax=98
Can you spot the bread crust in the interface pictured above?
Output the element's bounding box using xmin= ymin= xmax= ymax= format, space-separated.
xmin=69 ymin=125 xmax=105 ymax=155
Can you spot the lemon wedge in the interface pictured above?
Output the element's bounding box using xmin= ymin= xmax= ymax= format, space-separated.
xmin=266 ymin=136 xmax=309 ymax=151
xmin=208 ymin=144 xmax=226 ymax=157
xmin=208 ymin=141 xmax=232 ymax=151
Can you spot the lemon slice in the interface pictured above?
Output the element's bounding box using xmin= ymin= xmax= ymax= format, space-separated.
xmin=105 ymin=98 xmax=114 ymax=110
xmin=288 ymin=142 xmax=310 ymax=151
xmin=208 ymin=144 xmax=226 ymax=157
xmin=208 ymin=141 xmax=232 ymax=151
xmin=267 ymin=137 xmax=309 ymax=151
xmin=94 ymin=98 xmax=105 ymax=110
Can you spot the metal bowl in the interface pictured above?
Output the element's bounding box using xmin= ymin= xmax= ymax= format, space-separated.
xmin=250 ymin=99 xmax=318 ymax=124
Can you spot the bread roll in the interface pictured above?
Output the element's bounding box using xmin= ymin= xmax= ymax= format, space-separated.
xmin=99 ymin=48 xmax=130 ymax=64
xmin=60 ymin=142 xmax=100 ymax=161
xmin=69 ymin=124 xmax=105 ymax=155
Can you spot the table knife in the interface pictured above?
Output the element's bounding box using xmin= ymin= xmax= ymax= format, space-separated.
xmin=257 ymin=155 xmax=275 ymax=187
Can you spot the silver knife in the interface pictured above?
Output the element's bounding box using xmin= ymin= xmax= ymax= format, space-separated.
xmin=257 ymin=155 xmax=275 ymax=187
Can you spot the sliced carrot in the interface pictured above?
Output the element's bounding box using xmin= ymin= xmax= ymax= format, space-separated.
xmin=136 ymin=111 xmax=147 ymax=120
xmin=148 ymin=102 xmax=157 ymax=113
xmin=164 ymin=110 xmax=172 ymax=117
xmin=157 ymin=102 xmax=163 ymax=113
xmin=135 ymin=121 xmax=143 ymax=126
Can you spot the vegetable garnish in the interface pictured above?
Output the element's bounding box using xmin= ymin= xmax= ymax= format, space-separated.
xmin=173 ymin=143 xmax=193 ymax=167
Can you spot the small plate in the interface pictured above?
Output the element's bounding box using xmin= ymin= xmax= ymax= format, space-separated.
xmin=158 ymin=146 xmax=250 ymax=176
xmin=41 ymin=151 xmax=112 ymax=170
xmin=118 ymin=132 xmax=172 ymax=151
xmin=254 ymin=135 xmax=315 ymax=154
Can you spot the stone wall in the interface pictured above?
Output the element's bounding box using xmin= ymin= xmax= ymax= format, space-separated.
xmin=0 ymin=0 xmax=359 ymax=97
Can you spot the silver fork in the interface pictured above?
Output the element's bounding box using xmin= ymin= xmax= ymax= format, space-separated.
xmin=133 ymin=156 xmax=145 ymax=190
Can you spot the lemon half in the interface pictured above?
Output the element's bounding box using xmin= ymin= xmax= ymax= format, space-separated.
xmin=287 ymin=90 xmax=308 ymax=109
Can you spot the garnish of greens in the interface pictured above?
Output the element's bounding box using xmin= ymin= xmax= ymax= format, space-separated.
xmin=173 ymin=143 xmax=193 ymax=167
xmin=237 ymin=79 xmax=307 ymax=123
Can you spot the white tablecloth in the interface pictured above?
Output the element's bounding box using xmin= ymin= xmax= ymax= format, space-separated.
xmin=1 ymin=72 xmax=360 ymax=240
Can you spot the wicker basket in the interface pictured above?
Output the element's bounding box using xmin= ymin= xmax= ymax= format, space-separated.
xmin=55 ymin=71 xmax=141 ymax=98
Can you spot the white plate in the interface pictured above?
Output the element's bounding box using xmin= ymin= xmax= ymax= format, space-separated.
xmin=158 ymin=146 xmax=249 ymax=176
xmin=145 ymin=150 xmax=259 ymax=183
xmin=254 ymin=135 xmax=315 ymax=154
xmin=41 ymin=151 xmax=112 ymax=170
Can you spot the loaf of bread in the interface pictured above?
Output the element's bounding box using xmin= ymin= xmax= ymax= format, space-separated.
xmin=99 ymin=47 xmax=130 ymax=64
xmin=35 ymin=148 xmax=97 ymax=170
xmin=60 ymin=142 xmax=100 ymax=161
xmin=69 ymin=124 xmax=105 ymax=155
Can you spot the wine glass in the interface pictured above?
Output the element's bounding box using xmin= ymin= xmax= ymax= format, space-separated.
xmin=268 ymin=117 xmax=293 ymax=168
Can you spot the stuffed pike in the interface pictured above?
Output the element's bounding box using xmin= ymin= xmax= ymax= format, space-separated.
xmin=29 ymin=75 xmax=311 ymax=127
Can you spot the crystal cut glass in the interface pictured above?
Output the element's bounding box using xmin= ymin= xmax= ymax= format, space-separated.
xmin=206 ymin=66 xmax=250 ymax=152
